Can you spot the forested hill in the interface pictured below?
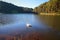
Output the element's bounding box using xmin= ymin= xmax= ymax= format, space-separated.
xmin=33 ymin=0 xmax=60 ymax=13
xmin=0 ymin=1 xmax=33 ymax=13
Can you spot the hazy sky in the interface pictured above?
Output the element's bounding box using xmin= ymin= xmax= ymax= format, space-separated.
xmin=2 ymin=0 xmax=49 ymax=8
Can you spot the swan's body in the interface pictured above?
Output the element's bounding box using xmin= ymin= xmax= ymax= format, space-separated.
xmin=26 ymin=24 xmax=32 ymax=27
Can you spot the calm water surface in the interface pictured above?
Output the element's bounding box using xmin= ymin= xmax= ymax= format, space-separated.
xmin=0 ymin=13 xmax=59 ymax=40
xmin=0 ymin=13 xmax=51 ymax=35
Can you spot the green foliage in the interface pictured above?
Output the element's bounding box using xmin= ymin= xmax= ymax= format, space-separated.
xmin=33 ymin=0 xmax=60 ymax=13
xmin=0 ymin=1 xmax=33 ymax=13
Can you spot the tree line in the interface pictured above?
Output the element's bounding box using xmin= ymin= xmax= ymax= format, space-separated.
xmin=0 ymin=1 xmax=33 ymax=13
xmin=33 ymin=0 xmax=60 ymax=13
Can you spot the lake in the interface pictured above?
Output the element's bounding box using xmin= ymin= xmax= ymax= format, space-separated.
xmin=0 ymin=13 xmax=58 ymax=40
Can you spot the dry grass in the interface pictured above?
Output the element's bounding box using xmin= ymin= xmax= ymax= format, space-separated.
xmin=0 ymin=31 xmax=59 ymax=40
xmin=40 ymin=13 xmax=60 ymax=16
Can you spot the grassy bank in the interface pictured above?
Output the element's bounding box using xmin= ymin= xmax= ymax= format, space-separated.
xmin=39 ymin=13 xmax=60 ymax=31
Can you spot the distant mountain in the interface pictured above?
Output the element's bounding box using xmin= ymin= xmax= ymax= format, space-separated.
xmin=33 ymin=0 xmax=60 ymax=13
xmin=0 ymin=1 xmax=33 ymax=13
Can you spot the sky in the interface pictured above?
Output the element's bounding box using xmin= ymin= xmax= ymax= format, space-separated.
xmin=1 ymin=0 xmax=49 ymax=8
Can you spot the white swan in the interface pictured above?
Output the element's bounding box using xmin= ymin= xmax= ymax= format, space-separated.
xmin=26 ymin=24 xmax=32 ymax=27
